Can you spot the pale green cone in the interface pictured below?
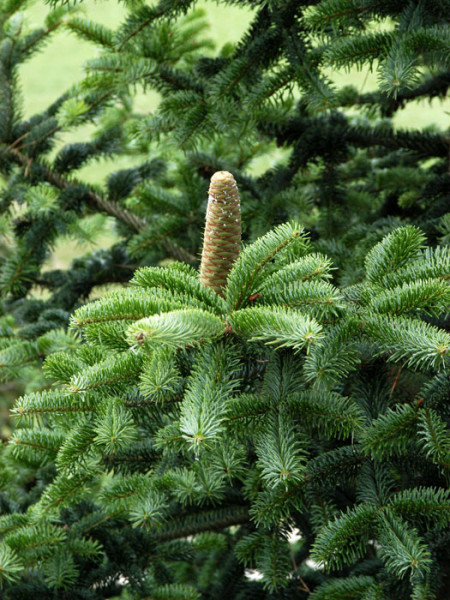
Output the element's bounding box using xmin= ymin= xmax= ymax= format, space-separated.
xmin=200 ymin=171 xmax=241 ymax=296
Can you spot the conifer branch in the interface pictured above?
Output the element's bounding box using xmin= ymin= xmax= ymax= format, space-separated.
xmin=6 ymin=160 xmax=173 ymax=275
xmin=154 ymin=506 xmax=250 ymax=542
xmin=356 ymin=70 xmax=450 ymax=116
xmin=2 ymin=145 xmax=196 ymax=262
xmin=3 ymin=146 xmax=143 ymax=231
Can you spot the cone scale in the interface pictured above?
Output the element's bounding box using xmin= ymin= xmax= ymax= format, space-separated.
xmin=200 ymin=171 xmax=241 ymax=296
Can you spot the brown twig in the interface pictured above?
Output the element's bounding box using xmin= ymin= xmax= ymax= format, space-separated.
xmin=389 ymin=365 xmax=402 ymax=397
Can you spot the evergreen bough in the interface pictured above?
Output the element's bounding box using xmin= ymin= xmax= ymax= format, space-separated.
xmin=1 ymin=172 xmax=448 ymax=599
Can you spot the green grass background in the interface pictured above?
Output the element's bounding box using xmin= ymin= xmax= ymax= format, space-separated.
xmin=17 ymin=0 xmax=450 ymax=269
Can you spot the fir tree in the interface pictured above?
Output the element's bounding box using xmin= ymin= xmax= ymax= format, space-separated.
xmin=1 ymin=171 xmax=448 ymax=599
xmin=0 ymin=0 xmax=449 ymax=597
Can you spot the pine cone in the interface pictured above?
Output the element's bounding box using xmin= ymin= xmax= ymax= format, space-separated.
xmin=200 ymin=171 xmax=241 ymax=296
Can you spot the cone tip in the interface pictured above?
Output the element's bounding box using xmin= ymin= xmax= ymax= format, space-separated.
xmin=210 ymin=171 xmax=235 ymax=184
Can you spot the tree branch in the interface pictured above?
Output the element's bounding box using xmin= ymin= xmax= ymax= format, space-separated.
xmin=154 ymin=506 xmax=250 ymax=542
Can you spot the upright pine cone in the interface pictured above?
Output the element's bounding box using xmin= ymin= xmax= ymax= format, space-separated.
xmin=200 ymin=171 xmax=241 ymax=296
